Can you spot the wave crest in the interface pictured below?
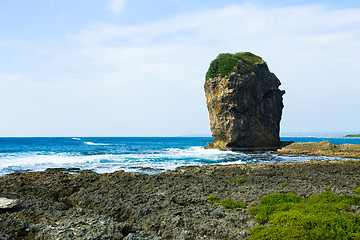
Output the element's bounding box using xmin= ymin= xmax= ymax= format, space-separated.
xmin=84 ymin=142 xmax=110 ymax=146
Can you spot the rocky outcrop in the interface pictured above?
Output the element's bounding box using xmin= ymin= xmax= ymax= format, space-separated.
xmin=1 ymin=161 xmax=360 ymax=239
xmin=0 ymin=197 xmax=21 ymax=209
xmin=204 ymin=52 xmax=285 ymax=150
xmin=277 ymin=141 xmax=360 ymax=158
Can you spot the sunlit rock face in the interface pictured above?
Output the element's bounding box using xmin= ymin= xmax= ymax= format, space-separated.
xmin=204 ymin=52 xmax=285 ymax=150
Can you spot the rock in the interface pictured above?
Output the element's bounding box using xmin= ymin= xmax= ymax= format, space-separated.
xmin=204 ymin=52 xmax=285 ymax=151
xmin=0 ymin=197 xmax=21 ymax=209
xmin=277 ymin=141 xmax=360 ymax=158
xmin=1 ymin=161 xmax=360 ymax=239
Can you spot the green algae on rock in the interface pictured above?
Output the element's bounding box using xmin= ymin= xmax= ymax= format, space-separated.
xmin=207 ymin=195 xmax=247 ymax=211
xmin=231 ymin=178 xmax=250 ymax=184
xmin=249 ymin=191 xmax=360 ymax=239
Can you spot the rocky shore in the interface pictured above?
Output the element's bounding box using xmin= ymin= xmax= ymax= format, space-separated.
xmin=277 ymin=140 xmax=360 ymax=158
xmin=1 ymin=160 xmax=360 ymax=239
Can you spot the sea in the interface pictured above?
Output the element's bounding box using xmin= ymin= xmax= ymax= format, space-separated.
xmin=0 ymin=137 xmax=359 ymax=177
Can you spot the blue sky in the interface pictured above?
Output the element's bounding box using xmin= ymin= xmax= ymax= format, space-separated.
xmin=1 ymin=0 xmax=360 ymax=136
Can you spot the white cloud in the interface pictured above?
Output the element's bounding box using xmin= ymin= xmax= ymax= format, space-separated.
xmin=106 ymin=0 xmax=126 ymax=15
xmin=66 ymin=3 xmax=360 ymax=134
xmin=2 ymin=3 xmax=360 ymax=136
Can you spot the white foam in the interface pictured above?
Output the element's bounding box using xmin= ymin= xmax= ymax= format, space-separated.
xmin=84 ymin=142 xmax=110 ymax=146
xmin=0 ymin=152 xmax=96 ymax=168
xmin=0 ymin=146 xmax=248 ymax=176
xmin=72 ymin=138 xmax=81 ymax=140
xmin=165 ymin=146 xmax=243 ymax=159
xmin=217 ymin=160 xmax=245 ymax=165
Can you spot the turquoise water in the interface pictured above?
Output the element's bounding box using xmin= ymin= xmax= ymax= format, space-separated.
xmin=0 ymin=137 xmax=359 ymax=176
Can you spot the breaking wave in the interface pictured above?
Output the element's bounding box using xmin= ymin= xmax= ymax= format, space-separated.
xmin=0 ymin=137 xmax=353 ymax=176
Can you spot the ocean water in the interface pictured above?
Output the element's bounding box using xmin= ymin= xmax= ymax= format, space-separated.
xmin=0 ymin=137 xmax=359 ymax=177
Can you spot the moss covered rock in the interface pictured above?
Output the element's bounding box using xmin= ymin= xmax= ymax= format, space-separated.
xmin=204 ymin=52 xmax=284 ymax=150
xmin=249 ymin=191 xmax=360 ymax=239
xmin=205 ymin=52 xmax=263 ymax=81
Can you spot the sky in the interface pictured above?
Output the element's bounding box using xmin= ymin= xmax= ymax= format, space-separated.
xmin=0 ymin=0 xmax=360 ymax=137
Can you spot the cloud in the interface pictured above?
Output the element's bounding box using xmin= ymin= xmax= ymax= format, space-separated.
xmin=3 ymin=3 xmax=360 ymax=136
xmin=64 ymin=3 xmax=360 ymax=134
xmin=105 ymin=0 xmax=126 ymax=15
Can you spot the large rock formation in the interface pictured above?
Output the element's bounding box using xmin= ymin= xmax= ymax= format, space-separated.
xmin=204 ymin=52 xmax=285 ymax=150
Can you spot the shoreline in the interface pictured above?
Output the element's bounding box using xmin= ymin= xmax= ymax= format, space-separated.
xmin=276 ymin=140 xmax=360 ymax=158
xmin=1 ymin=159 xmax=360 ymax=239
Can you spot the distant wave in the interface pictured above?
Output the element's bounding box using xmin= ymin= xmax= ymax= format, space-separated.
xmin=72 ymin=138 xmax=81 ymax=140
xmin=84 ymin=142 xmax=110 ymax=146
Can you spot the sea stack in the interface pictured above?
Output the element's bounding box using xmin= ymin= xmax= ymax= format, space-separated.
xmin=204 ymin=52 xmax=285 ymax=150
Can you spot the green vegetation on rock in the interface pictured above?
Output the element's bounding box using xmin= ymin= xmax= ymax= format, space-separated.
xmin=354 ymin=187 xmax=360 ymax=195
xmin=231 ymin=178 xmax=250 ymax=184
xmin=345 ymin=134 xmax=360 ymax=138
xmin=205 ymin=52 xmax=263 ymax=81
xmin=249 ymin=191 xmax=360 ymax=240
xmin=207 ymin=195 xmax=246 ymax=211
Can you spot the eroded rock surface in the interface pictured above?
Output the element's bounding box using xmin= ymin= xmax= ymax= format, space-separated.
xmin=277 ymin=140 xmax=360 ymax=158
xmin=0 ymin=197 xmax=20 ymax=209
xmin=204 ymin=52 xmax=285 ymax=150
xmin=1 ymin=161 xmax=360 ymax=239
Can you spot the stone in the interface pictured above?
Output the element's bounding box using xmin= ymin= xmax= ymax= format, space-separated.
xmin=204 ymin=52 xmax=285 ymax=150
xmin=1 ymin=161 xmax=360 ymax=239
xmin=276 ymin=141 xmax=360 ymax=158
xmin=0 ymin=197 xmax=21 ymax=209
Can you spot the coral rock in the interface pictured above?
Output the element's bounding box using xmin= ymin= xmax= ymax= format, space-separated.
xmin=0 ymin=197 xmax=21 ymax=209
xmin=277 ymin=141 xmax=360 ymax=158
